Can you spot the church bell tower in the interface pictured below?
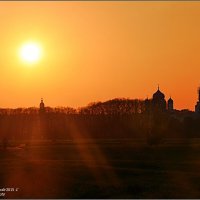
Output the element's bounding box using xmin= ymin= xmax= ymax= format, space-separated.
xmin=39 ymin=98 xmax=45 ymax=113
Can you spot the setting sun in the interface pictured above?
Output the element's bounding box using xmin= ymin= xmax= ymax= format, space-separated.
xmin=19 ymin=42 xmax=42 ymax=64
xmin=0 ymin=1 xmax=200 ymax=110
xmin=1 ymin=2 xmax=200 ymax=199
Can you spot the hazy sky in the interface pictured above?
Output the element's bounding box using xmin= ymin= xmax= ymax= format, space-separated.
xmin=0 ymin=1 xmax=200 ymax=110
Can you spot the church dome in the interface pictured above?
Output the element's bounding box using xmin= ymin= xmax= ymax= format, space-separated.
xmin=153 ymin=87 xmax=165 ymax=99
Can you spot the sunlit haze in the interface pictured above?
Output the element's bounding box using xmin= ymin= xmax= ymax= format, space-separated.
xmin=0 ymin=2 xmax=200 ymax=110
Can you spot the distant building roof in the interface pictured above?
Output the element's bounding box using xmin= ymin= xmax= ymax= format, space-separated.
xmin=168 ymin=97 xmax=173 ymax=103
xmin=153 ymin=87 xmax=165 ymax=99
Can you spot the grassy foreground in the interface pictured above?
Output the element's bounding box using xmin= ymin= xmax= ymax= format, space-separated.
xmin=0 ymin=139 xmax=200 ymax=198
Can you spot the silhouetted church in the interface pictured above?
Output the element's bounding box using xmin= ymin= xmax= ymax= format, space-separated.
xmin=39 ymin=98 xmax=45 ymax=113
xmin=152 ymin=86 xmax=166 ymax=111
xmin=145 ymin=86 xmax=174 ymax=113
xmin=195 ymin=87 xmax=200 ymax=114
xmin=167 ymin=97 xmax=173 ymax=111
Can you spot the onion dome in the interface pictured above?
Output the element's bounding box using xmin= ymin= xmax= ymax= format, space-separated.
xmin=153 ymin=86 xmax=165 ymax=99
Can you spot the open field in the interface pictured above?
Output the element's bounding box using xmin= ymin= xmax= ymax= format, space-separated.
xmin=1 ymin=139 xmax=200 ymax=198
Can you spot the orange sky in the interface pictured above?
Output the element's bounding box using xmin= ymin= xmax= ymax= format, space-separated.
xmin=0 ymin=1 xmax=200 ymax=110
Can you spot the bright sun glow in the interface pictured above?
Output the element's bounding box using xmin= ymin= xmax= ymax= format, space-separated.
xmin=20 ymin=42 xmax=42 ymax=64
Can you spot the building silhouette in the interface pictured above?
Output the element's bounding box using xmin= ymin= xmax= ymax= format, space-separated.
xmin=35 ymin=86 xmax=200 ymax=115
xmin=167 ymin=97 xmax=174 ymax=111
xmin=152 ymin=86 xmax=167 ymax=112
xmin=145 ymin=86 xmax=174 ymax=113
xmin=195 ymin=87 xmax=200 ymax=114
xmin=39 ymin=98 xmax=45 ymax=113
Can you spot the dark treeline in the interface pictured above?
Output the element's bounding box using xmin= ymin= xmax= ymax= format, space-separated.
xmin=0 ymin=98 xmax=200 ymax=141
